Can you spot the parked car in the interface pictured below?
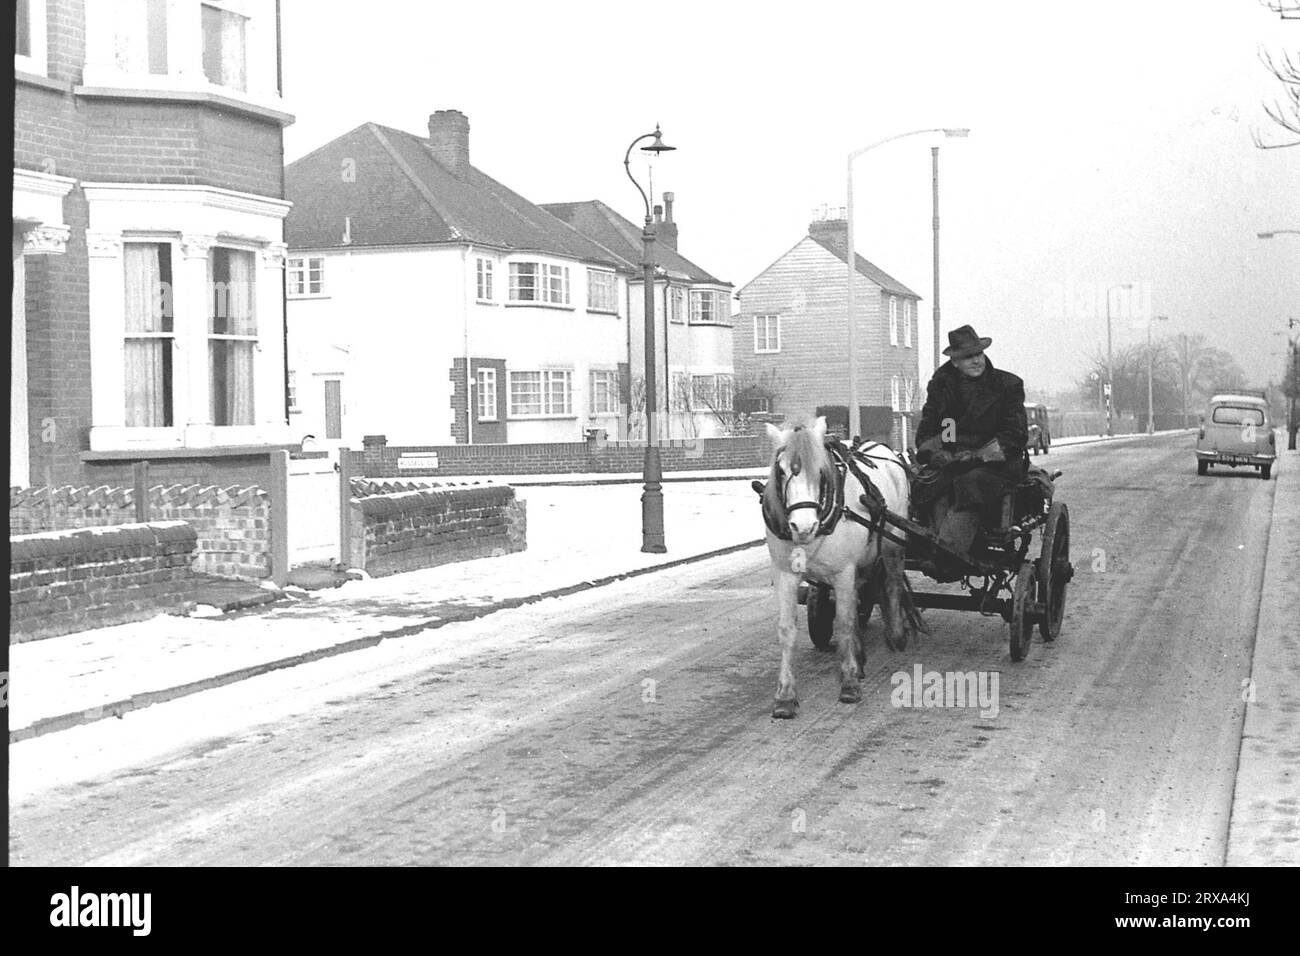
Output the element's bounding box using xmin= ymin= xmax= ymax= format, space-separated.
xmin=1196 ymin=393 xmax=1276 ymax=479
xmin=1025 ymin=403 xmax=1052 ymax=455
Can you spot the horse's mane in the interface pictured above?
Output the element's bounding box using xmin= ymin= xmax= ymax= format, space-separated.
xmin=763 ymin=420 xmax=835 ymax=523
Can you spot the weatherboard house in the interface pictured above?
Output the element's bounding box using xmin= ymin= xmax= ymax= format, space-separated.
xmin=733 ymin=207 xmax=923 ymax=446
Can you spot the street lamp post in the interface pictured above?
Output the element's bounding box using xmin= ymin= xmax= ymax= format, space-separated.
xmin=1105 ymin=283 xmax=1135 ymax=437
xmin=1147 ymin=315 xmax=1169 ymax=434
xmin=625 ymin=125 xmax=675 ymax=553
xmin=845 ymin=127 xmax=968 ymax=441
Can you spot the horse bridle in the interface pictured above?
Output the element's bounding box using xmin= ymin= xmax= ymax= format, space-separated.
xmin=759 ymin=441 xmax=902 ymax=541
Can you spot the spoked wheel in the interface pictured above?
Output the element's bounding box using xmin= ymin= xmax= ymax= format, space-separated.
xmin=806 ymin=582 xmax=836 ymax=650
xmin=1037 ymin=502 xmax=1071 ymax=642
xmin=1009 ymin=560 xmax=1038 ymax=662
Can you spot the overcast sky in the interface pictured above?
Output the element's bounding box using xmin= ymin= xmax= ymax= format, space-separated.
xmin=281 ymin=0 xmax=1300 ymax=397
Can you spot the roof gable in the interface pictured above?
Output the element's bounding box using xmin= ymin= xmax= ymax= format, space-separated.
xmin=737 ymin=234 xmax=921 ymax=299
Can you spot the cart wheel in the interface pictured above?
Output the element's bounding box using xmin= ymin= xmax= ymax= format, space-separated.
xmin=1037 ymin=502 xmax=1070 ymax=642
xmin=807 ymin=582 xmax=836 ymax=650
xmin=1197 ymin=460 xmax=1208 ymax=476
xmin=1009 ymin=560 xmax=1037 ymax=662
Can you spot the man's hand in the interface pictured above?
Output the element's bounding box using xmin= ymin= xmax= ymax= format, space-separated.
xmin=930 ymin=449 xmax=955 ymax=468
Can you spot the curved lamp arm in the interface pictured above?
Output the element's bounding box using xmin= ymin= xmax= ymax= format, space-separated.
xmin=624 ymin=131 xmax=660 ymax=222
xmin=849 ymin=127 xmax=969 ymax=164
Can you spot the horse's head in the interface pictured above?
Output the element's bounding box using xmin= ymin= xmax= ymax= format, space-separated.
xmin=764 ymin=416 xmax=836 ymax=543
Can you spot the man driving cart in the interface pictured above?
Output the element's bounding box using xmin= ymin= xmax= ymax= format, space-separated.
xmin=913 ymin=325 xmax=1029 ymax=573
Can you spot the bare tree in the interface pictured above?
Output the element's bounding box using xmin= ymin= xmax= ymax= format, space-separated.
xmin=1254 ymin=1 xmax=1300 ymax=147
xmin=627 ymin=375 xmax=647 ymax=440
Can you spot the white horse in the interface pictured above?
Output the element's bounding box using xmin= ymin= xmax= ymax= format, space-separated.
xmin=762 ymin=416 xmax=915 ymax=718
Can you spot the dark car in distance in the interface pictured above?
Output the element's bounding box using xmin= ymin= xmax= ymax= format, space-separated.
xmin=1025 ymin=402 xmax=1052 ymax=455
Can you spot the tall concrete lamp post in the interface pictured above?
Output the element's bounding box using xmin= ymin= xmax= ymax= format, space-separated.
xmin=846 ymin=127 xmax=968 ymax=442
xmin=1105 ymin=283 xmax=1135 ymax=437
xmin=625 ymin=125 xmax=675 ymax=553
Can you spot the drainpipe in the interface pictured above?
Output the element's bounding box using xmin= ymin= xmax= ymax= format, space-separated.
xmin=462 ymin=245 xmax=472 ymax=445
xmin=625 ymin=271 xmax=633 ymax=439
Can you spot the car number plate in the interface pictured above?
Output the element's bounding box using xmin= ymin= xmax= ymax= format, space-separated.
xmin=1219 ymin=454 xmax=1251 ymax=464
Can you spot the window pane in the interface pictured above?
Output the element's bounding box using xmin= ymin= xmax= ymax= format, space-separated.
xmin=210 ymin=340 xmax=255 ymax=425
xmin=202 ymin=3 xmax=246 ymax=91
xmin=510 ymin=372 xmax=542 ymax=415
xmin=510 ymin=263 xmax=538 ymax=301
xmin=210 ymin=248 xmax=256 ymax=334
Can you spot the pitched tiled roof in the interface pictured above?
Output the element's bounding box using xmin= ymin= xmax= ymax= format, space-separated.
xmin=540 ymin=200 xmax=729 ymax=287
xmin=808 ymin=235 xmax=921 ymax=298
xmin=285 ymin=123 xmax=632 ymax=272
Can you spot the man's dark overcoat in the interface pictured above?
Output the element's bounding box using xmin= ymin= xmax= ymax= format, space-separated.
xmin=913 ymin=357 xmax=1029 ymax=519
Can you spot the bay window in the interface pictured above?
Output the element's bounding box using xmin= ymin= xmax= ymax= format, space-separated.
xmin=509 ymin=261 xmax=570 ymax=305
xmin=690 ymin=289 xmax=731 ymax=325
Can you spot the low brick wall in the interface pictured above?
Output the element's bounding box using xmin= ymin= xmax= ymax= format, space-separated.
xmin=9 ymin=521 xmax=199 ymax=643
xmin=10 ymin=484 xmax=271 ymax=580
xmin=351 ymin=435 xmax=770 ymax=478
xmin=348 ymin=484 xmax=527 ymax=577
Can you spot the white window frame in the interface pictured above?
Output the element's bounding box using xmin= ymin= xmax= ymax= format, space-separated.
xmin=690 ymin=289 xmax=731 ymax=325
xmin=754 ymin=314 xmax=780 ymax=354
xmin=590 ymin=369 xmax=620 ymax=416
xmin=287 ymin=256 xmax=325 ymax=297
xmin=508 ymin=369 xmax=573 ymax=418
xmin=508 ymin=261 xmax=571 ymax=306
xmin=690 ymin=374 xmax=716 ymax=409
xmin=669 ymin=286 xmax=686 ymax=324
xmin=587 ymin=269 xmax=617 ymax=314
xmin=476 ymin=367 xmax=497 ymax=421
xmin=904 ymin=300 xmax=913 ymax=347
xmin=670 ymin=371 xmax=691 ymax=412
xmin=476 ymin=257 xmax=494 ymax=303
xmin=889 ymin=296 xmax=899 ymax=347
xmin=14 ymin=0 xmax=48 ymax=76
xmin=122 ymin=239 xmax=178 ymax=428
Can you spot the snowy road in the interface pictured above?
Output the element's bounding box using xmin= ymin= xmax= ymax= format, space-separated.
xmin=8 ymin=434 xmax=1275 ymax=864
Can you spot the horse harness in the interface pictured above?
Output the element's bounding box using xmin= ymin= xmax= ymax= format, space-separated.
xmin=756 ymin=440 xmax=904 ymax=541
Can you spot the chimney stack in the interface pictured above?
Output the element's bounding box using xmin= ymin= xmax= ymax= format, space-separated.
xmin=807 ymin=204 xmax=848 ymax=250
xmin=428 ymin=109 xmax=470 ymax=174
xmin=659 ymin=190 xmax=678 ymax=250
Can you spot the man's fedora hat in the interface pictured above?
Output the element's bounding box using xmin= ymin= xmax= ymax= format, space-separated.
xmin=943 ymin=324 xmax=993 ymax=359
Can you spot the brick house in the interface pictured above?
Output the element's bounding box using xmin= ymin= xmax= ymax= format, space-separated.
xmin=733 ymin=207 xmax=923 ymax=446
xmin=541 ymin=197 xmax=734 ymax=439
xmin=284 ymin=110 xmax=643 ymax=448
xmin=11 ymin=0 xmax=295 ymax=491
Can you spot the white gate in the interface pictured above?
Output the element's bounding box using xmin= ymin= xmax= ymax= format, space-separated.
xmin=287 ymin=451 xmax=341 ymax=566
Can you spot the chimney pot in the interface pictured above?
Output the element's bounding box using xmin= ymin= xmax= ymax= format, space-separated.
xmin=428 ymin=109 xmax=470 ymax=174
xmin=663 ymin=192 xmax=675 ymax=223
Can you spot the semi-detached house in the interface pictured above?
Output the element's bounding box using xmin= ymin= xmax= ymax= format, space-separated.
xmin=285 ymin=110 xmax=648 ymax=448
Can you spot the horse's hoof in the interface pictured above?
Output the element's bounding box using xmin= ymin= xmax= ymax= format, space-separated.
xmin=772 ymin=698 xmax=799 ymax=719
xmin=839 ymin=684 xmax=862 ymax=704
xmin=885 ymin=631 xmax=907 ymax=652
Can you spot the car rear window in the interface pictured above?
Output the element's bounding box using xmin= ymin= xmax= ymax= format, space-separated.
xmin=1211 ymin=406 xmax=1264 ymax=426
